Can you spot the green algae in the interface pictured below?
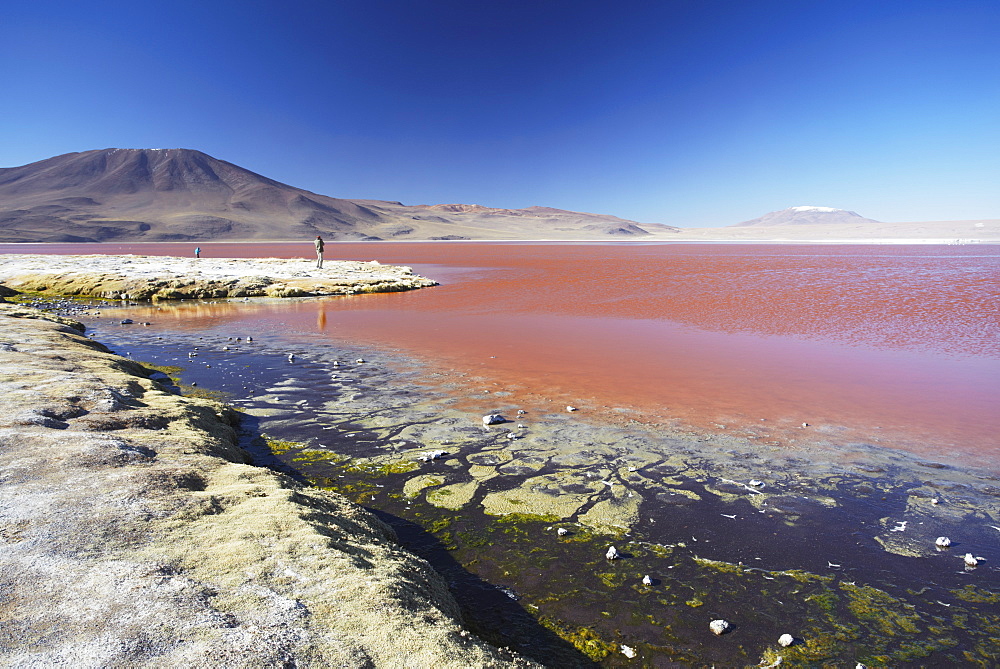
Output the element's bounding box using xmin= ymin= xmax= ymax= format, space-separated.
xmin=260 ymin=434 xmax=1000 ymax=667
xmin=776 ymin=568 xmax=835 ymax=585
xmin=803 ymin=590 xmax=838 ymax=612
xmin=140 ymin=362 xmax=184 ymax=377
xmin=643 ymin=542 xmax=677 ymax=558
xmin=264 ymin=437 xmax=303 ymax=455
xmin=291 ymin=449 xmax=350 ymax=465
xmin=693 ymin=556 xmax=745 ymax=574
xmin=304 ymin=456 xmax=998 ymax=666
xmin=953 ymin=584 xmax=1000 ymax=604
xmin=345 ymin=459 xmax=419 ymax=476
xmin=595 ymin=571 xmax=628 ymax=589
xmin=496 ymin=512 xmax=561 ymax=524
xmin=538 ymin=617 xmax=617 ymax=662
xmin=177 ymin=383 xmax=232 ymax=401
xmin=841 ymin=582 xmax=922 ymax=635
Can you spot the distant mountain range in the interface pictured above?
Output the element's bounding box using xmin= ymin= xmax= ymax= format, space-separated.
xmin=2 ymin=150 xmax=995 ymax=243
xmin=0 ymin=149 xmax=678 ymax=242
xmin=731 ymin=206 xmax=880 ymax=227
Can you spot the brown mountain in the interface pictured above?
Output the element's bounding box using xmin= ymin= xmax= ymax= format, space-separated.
xmin=0 ymin=148 xmax=678 ymax=242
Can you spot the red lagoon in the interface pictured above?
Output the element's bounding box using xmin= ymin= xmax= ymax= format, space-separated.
xmin=7 ymin=241 xmax=1000 ymax=468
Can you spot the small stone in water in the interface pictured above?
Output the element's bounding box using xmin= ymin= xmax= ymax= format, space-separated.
xmin=709 ymin=619 xmax=730 ymax=635
xmin=642 ymin=574 xmax=652 ymax=586
xmin=621 ymin=645 xmax=637 ymax=658
xmin=935 ymin=536 xmax=951 ymax=548
xmin=606 ymin=545 xmax=620 ymax=560
xmin=557 ymin=528 xmax=568 ymax=536
xmin=778 ymin=633 xmax=795 ymax=647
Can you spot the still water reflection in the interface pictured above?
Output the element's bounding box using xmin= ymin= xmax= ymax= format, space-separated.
xmin=6 ymin=242 xmax=999 ymax=467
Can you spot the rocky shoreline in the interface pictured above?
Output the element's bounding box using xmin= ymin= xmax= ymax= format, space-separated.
xmin=0 ymin=254 xmax=437 ymax=300
xmin=0 ymin=304 xmax=535 ymax=667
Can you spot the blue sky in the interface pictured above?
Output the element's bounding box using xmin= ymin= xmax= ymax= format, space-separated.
xmin=2 ymin=0 xmax=998 ymax=226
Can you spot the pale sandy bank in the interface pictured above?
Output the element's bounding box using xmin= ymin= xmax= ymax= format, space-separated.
xmin=0 ymin=254 xmax=436 ymax=300
xmin=0 ymin=305 xmax=535 ymax=667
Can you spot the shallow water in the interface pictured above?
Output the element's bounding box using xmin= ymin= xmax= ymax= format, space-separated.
xmin=17 ymin=240 xmax=997 ymax=665
xmin=72 ymin=320 xmax=1000 ymax=667
xmin=10 ymin=241 xmax=997 ymax=469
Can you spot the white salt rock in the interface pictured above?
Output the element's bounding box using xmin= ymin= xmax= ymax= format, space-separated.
xmin=778 ymin=633 xmax=794 ymax=647
xmin=964 ymin=553 xmax=980 ymax=567
xmin=482 ymin=414 xmax=505 ymax=426
xmin=566 ymin=406 xmax=577 ymax=412
xmin=620 ymin=644 xmax=637 ymax=658
xmin=606 ymin=545 xmax=620 ymax=560
xmin=709 ymin=619 xmax=730 ymax=635
xmin=641 ymin=574 xmax=652 ymax=586
xmin=557 ymin=528 xmax=568 ymax=536
xmin=935 ymin=536 xmax=951 ymax=547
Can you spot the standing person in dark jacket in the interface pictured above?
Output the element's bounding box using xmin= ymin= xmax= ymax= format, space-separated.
xmin=314 ymin=235 xmax=324 ymax=269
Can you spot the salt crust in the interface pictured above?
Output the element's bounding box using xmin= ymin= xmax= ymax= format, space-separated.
xmin=0 ymin=254 xmax=436 ymax=300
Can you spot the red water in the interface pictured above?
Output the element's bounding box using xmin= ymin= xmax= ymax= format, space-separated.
xmin=6 ymin=242 xmax=999 ymax=466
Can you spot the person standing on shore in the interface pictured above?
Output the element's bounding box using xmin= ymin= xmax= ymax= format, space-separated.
xmin=314 ymin=235 xmax=324 ymax=269
xmin=194 ymin=246 xmax=201 ymax=258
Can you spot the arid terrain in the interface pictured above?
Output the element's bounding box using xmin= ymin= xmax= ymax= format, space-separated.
xmin=3 ymin=148 xmax=995 ymax=243
xmin=0 ymin=149 xmax=677 ymax=242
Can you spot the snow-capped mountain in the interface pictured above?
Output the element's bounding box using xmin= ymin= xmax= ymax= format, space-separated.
xmin=732 ymin=206 xmax=880 ymax=227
